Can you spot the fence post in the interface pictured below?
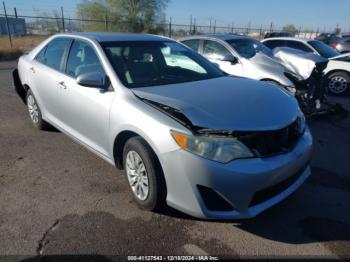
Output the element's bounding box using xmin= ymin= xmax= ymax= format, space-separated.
xmin=105 ymin=12 xmax=108 ymax=32
xmin=2 ymin=1 xmax=12 ymax=47
xmin=168 ymin=17 xmax=172 ymax=38
xmin=61 ymin=7 xmax=65 ymax=32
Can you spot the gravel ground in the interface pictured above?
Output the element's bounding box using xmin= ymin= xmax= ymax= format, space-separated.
xmin=0 ymin=61 xmax=350 ymax=261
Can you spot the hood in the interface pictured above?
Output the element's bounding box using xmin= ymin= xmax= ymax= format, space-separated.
xmin=330 ymin=52 xmax=350 ymax=62
xmin=133 ymin=76 xmax=299 ymax=131
xmin=248 ymin=51 xmax=287 ymax=72
xmin=273 ymin=47 xmax=327 ymax=80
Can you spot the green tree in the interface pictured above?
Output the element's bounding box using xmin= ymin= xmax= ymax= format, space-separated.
xmin=282 ymin=24 xmax=297 ymax=34
xmin=77 ymin=0 xmax=169 ymax=33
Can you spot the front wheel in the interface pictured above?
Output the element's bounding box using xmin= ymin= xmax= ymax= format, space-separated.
xmin=123 ymin=137 xmax=166 ymax=211
xmin=327 ymin=72 xmax=349 ymax=95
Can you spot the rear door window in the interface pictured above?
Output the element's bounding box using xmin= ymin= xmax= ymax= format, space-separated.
xmin=35 ymin=38 xmax=71 ymax=71
xmin=286 ymin=41 xmax=313 ymax=52
xmin=263 ymin=40 xmax=286 ymax=49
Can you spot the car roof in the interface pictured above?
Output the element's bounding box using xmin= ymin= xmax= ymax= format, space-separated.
xmin=262 ymin=37 xmax=311 ymax=43
xmin=55 ymin=32 xmax=169 ymax=42
xmin=181 ymin=34 xmax=249 ymax=41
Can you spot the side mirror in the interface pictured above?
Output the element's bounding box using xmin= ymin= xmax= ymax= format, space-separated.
xmin=77 ymin=72 xmax=105 ymax=88
xmin=221 ymin=55 xmax=238 ymax=64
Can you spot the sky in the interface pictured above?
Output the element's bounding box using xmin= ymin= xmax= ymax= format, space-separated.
xmin=2 ymin=0 xmax=350 ymax=31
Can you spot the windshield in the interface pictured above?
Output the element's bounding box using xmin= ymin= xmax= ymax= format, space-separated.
xmin=102 ymin=41 xmax=224 ymax=88
xmin=227 ymin=38 xmax=273 ymax=59
xmin=308 ymin=40 xmax=340 ymax=58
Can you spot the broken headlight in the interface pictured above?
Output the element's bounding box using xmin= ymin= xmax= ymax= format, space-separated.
xmin=171 ymin=131 xmax=254 ymax=163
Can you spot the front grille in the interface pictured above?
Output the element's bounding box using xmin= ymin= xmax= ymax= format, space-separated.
xmin=197 ymin=185 xmax=235 ymax=212
xmin=239 ymin=119 xmax=301 ymax=158
xmin=249 ymin=164 xmax=308 ymax=207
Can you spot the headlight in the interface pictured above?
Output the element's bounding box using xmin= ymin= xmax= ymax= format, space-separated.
xmin=171 ymin=130 xmax=254 ymax=163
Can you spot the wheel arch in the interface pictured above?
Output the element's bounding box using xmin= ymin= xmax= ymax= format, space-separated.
xmin=325 ymin=69 xmax=350 ymax=79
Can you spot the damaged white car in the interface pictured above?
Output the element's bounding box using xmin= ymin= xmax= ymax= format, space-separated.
xmin=262 ymin=37 xmax=350 ymax=95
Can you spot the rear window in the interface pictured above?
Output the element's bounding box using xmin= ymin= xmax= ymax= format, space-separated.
xmin=181 ymin=39 xmax=200 ymax=52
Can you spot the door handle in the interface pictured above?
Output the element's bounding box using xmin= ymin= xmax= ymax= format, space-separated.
xmin=58 ymin=81 xmax=67 ymax=89
xmin=29 ymin=67 xmax=35 ymax=73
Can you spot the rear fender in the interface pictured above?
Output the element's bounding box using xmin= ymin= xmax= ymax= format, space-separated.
xmin=12 ymin=69 xmax=27 ymax=104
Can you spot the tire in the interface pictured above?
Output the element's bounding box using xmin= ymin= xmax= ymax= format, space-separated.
xmin=123 ymin=136 xmax=166 ymax=211
xmin=327 ymin=71 xmax=349 ymax=95
xmin=26 ymin=89 xmax=49 ymax=130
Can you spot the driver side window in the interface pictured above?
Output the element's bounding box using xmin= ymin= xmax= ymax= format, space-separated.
xmin=65 ymin=40 xmax=105 ymax=78
xmin=203 ymin=40 xmax=232 ymax=60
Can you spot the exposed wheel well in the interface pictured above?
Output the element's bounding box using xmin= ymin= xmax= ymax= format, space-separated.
xmin=113 ymin=130 xmax=141 ymax=170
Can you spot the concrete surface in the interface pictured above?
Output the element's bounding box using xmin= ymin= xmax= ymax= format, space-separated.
xmin=0 ymin=60 xmax=350 ymax=261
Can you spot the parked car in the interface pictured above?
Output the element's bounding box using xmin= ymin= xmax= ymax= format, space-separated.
xmin=332 ymin=38 xmax=350 ymax=54
xmin=264 ymin=31 xmax=293 ymax=39
xmin=180 ymin=34 xmax=297 ymax=89
xmin=315 ymin=33 xmax=341 ymax=46
xmin=262 ymin=37 xmax=350 ymax=95
xmin=13 ymin=33 xmax=312 ymax=219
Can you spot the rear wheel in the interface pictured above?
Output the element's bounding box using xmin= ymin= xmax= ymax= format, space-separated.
xmin=327 ymin=72 xmax=349 ymax=95
xmin=123 ymin=136 xmax=166 ymax=211
xmin=26 ymin=89 xmax=49 ymax=130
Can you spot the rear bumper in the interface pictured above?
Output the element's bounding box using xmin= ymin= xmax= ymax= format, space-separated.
xmin=161 ymin=128 xmax=313 ymax=219
xmin=12 ymin=69 xmax=27 ymax=104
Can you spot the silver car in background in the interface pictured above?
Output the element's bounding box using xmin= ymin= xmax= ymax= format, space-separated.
xmin=180 ymin=34 xmax=297 ymax=89
xmin=13 ymin=33 xmax=312 ymax=219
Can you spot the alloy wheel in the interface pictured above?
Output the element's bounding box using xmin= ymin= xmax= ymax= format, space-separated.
xmin=126 ymin=150 xmax=150 ymax=201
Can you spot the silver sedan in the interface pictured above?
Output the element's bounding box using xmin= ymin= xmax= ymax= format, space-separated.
xmin=13 ymin=33 xmax=312 ymax=219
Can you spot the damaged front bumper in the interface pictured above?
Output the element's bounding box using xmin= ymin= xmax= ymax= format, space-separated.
xmin=161 ymin=128 xmax=312 ymax=219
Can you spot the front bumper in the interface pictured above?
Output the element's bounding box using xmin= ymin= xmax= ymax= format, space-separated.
xmin=161 ymin=128 xmax=312 ymax=219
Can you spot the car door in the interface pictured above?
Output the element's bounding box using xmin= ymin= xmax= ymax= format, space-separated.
xmin=30 ymin=37 xmax=71 ymax=122
xmin=201 ymin=39 xmax=244 ymax=76
xmin=57 ymin=39 xmax=115 ymax=157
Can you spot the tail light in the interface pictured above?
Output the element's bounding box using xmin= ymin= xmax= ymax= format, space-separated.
xmin=331 ymin=42 xmax=338 ymax=49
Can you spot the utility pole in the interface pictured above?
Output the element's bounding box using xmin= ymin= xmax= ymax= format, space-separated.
xmin=270 ymin=22 xmax=273 ymax=33
xmin=61 ymin=7 xmax=65 ymax=32
xmin=231 ymin=22 xmax=234 ymax=34
xmin=2 ymin=1 xmax=12 ymax=47
xmin=213 ymin=20 xmax=216 ymax=34
xmin=14 ymin=7 xmax=17 ymax=18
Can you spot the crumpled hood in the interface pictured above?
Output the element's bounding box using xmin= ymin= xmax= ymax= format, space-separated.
xmin=248 ymin=52 xmax=287 ymax=72
xmin=133 ymin=76 xmax=299 ymax=131
xmin=273 ymin=47 xmax=327 ymax=80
